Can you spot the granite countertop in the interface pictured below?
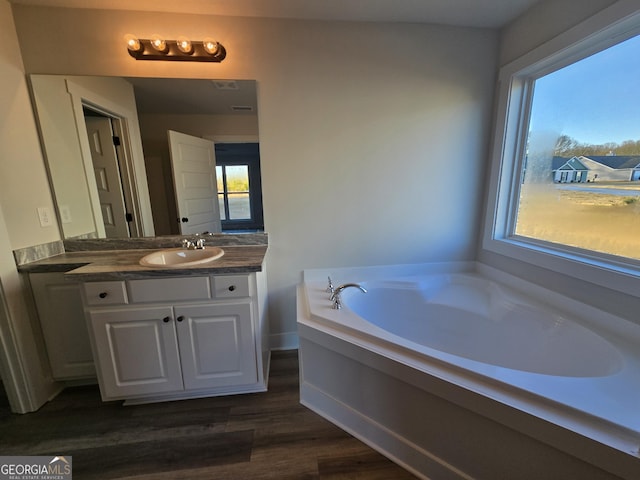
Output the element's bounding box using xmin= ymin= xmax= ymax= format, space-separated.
xmin=17 ymin=245 xmax=268 ymax=281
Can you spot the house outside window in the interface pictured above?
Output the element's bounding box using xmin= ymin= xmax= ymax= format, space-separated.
xmin=483 ymin=6 xmax=640 ymax=294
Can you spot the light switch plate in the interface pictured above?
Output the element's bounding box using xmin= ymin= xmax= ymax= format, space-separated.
xmin=37 ymin=207 xmax=53 ymax=227
xmin=60 ymin=205 xmax=72 ymax=224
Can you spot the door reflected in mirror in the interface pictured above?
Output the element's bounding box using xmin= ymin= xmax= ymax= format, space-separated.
xmin=28 ymin=75 xmax=261 ymax=239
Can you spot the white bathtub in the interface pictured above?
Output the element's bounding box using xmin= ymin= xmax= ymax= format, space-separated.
xmin=297 ymin=262 xmax=640 ymax=479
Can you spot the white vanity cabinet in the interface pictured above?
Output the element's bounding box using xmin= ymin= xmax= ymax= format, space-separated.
xmin=174 ymin=302 xmax=257 ymax=390
xmin=88 ymin=305 xmax=183 ymax=398
xmin=29 ymin=272 xmax=96 ymax=380
xmin=82 ymin=273 xmax=268 ymax=403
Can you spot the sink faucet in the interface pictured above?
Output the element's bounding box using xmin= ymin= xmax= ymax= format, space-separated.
xmin=182 ymin=237 xmax=206 ymax=250
xmin=330 ymin=283 xmax=367 ymax=309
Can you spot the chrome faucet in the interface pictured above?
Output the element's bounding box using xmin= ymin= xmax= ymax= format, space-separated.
xmin=326 ymin=276 xmax=335 ymax=297
xmin=182 ymin=237 xmax=206 ymax=250
xmin=330 ymin=283 xmax=367 ymax=309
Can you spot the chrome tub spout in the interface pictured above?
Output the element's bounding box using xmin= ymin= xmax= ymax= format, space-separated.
xmin=331 ymin=283 xmax=367 ymax=309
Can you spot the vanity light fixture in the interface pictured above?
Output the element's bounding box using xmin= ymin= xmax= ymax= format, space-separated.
xmin=125 ymin=34 xmax=226 ymax=62
xmin=176 ymin=37 xmax=193 ymax=54
xmin=149 ymin=35 xmax=168 ymax=53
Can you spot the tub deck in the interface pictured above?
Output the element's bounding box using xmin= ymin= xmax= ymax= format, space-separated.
xmin=298 ymin=261 xmax=640 ymax=479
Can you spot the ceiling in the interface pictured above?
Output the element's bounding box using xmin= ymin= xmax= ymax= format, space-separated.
xmin=10 ymin=0 xmax=541 ymax=28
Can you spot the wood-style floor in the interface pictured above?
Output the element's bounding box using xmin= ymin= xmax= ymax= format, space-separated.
xmin=0 ymin=350 xmax=417 ymax=479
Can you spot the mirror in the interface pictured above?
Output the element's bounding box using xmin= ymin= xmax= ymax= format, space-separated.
xmin=29 ymin=75 xmax=260 ymax=239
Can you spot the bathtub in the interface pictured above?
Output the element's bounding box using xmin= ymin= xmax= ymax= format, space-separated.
xmin=297 ymin=262 xmax=640 ymax=480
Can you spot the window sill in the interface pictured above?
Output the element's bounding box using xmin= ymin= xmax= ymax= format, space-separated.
xmin=482 ymin=236 xmax=640 ymax=299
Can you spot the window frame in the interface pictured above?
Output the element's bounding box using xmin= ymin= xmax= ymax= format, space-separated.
xmin=214 ymin=143 xmax=264 ymax=232
xmin=482 ymin=3 xmax=640 ymax=297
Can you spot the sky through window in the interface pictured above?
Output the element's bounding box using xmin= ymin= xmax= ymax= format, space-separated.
xmin=529 ymin=34 xmax=640 ymax=146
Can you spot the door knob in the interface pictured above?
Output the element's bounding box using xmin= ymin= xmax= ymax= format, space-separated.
xmin=181 ymin=217 xmax=189 ymax=223
xmin=162 ymin=316 xmax=171 ymax=323
xmin=177 ymin=316 xmax=185 ymax=322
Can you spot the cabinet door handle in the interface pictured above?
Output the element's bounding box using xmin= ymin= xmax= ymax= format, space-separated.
xmin=162 ymin=316 xmax=171 ymax=323
xmin=228 ymin=285 xmax=236 ymax=292
xmin=99 ymin=292 xmax=108 ymax=299
xmin=176 ymin=316 xmax=185 ymax=322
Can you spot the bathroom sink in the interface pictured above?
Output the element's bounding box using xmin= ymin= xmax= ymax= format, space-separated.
xmin=139 ymin=247 xmax=225 ymax=267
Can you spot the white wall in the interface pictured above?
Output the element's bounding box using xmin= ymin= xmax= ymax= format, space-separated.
xmin=11 ymin=5 xmax=499 ymax=346
xmin=0 ymin=6 xmax=59 ymax=248
xmin=0 ymin=0 xmax=60 ymax=411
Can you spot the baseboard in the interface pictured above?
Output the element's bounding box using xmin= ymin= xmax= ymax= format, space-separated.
xmin=269 ymin=331 xmax=298 ymax=350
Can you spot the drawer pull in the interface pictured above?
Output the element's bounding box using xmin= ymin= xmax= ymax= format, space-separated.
xmin=162 ymin=316 xmax=171 ymax=323
xmin=99 ymin=292 xmax=108 ymax=299
xmin=228 ymin=285 xmax=236 ymax=292
xmin=177 ymin=316 xmax=185 ymax=322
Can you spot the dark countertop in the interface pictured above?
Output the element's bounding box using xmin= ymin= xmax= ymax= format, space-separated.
xmin=18 ymin=245 xmax=267 ymax=281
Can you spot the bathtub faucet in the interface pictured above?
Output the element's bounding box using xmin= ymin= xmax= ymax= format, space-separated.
xmin=330 ymin=283 xmax=367 ymax=310
xmin=326 ymin=276 xmax=335 ymax=297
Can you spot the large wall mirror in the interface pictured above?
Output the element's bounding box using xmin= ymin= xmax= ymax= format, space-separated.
xmin=28 ymin=75 xmax=260 ymax=240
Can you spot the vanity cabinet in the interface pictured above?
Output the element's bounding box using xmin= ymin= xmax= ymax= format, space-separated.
xmin=88 ymin=306 xmax=183 ymax=398
xmin=83 ymin=273 xmax=268 ymax=403
xmin=29 ymin=272 xmax=96 ymax=380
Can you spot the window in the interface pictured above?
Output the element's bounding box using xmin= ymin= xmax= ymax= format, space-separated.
xmin=215 ymin=143 xmax=264 ymax=231
xmin=515 ymin=34 xmax=640 ymax=260
xmin=217 ymin=165 xmax=251 ymax=220
xmin=484 ymin=7 xmax=640 ymax=295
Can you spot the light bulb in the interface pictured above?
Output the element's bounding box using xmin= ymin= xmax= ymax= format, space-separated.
xmin=150 ymin=35 xmax=167 ymax=52
xmin=176 ymin=36 xmax=193 ymax=54
xmin=202 ymin=38 xmax=219 ymax=55
xmin=124 ymin=34 xmax=142 ymax=52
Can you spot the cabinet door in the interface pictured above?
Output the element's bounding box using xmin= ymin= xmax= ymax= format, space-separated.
xmin=30 ymin=273 xmax=95 ymax=379
xmin=88 ymin=306 xmax=183 ymax=399
xmin=175 ymin=302 xmax=257 ymax=390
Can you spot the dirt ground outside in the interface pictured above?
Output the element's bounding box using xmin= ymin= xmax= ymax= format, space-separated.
xmin=515 ymin=182 xmax=640 ymax=260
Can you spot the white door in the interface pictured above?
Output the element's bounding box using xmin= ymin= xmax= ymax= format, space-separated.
xmin=84 ymin=116 xmax=130 ymax=238
xmin=175 ymin=302 xmax=257 ymax=390
xmin=167 ymin=130 xmax=222 ymax=235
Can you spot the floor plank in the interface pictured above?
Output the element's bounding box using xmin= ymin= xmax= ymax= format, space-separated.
xmin=318 ymin=451 xmax=418 ymax=479
xmin=0 ymin=350 xmax=417 ymax=479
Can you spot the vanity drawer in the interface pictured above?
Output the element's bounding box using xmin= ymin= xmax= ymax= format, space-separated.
xmin=84 ymin=281 xmax=128 ymax=306
xmin=128 ymin=276 xmax=211 ymax=303
xmin=212 ymin=275 xmax=251 ymax=298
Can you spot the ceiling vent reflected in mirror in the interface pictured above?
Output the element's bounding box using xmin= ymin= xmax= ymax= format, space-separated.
xmin=213 ymin=80 xmax=239 ymax=90
xmin=125 ymin=78 xmax=257 ymax=115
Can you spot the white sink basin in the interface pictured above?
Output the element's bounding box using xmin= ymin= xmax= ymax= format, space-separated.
xmin=139 ymin=247 xmax=225 ymax=267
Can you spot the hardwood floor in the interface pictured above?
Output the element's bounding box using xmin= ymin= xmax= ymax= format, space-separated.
xmin=0 ymin=350 xmax=417 ymax=479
